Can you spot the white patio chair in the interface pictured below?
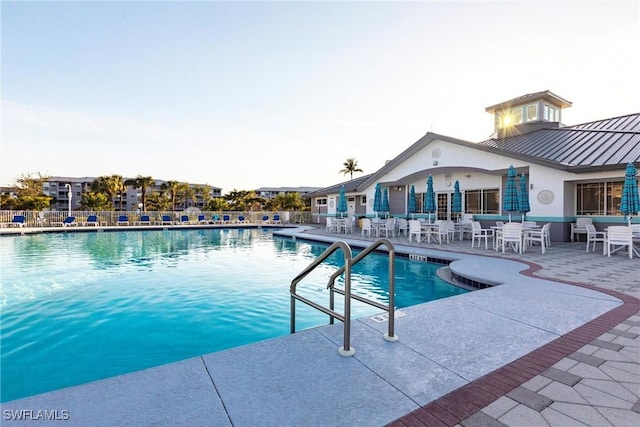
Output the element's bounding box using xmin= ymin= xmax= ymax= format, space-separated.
xmin=340 ymin=216 xmax=356 ymax=234
xmin=471 ymin=221 xmax=494 ymax=249
xmin=397 ymin=218 xmax=408 ymax=237
xmin=325 ymin=217 xmax=337 ymax=233
xmin=585 ymin=223 xmax=606 ymax=254
xmin=523 ymin=223 xmax=550 ymax=254
xmin=498 ymin=222 xmax=523 ymax=253
xmin=429 ymin=220 xmax=451 ymax=244
xmin=408 ymin=220 xmax=426 ymax=243
xmin=379 ymin=218 xmax=395 ymax=238
xmin=606 ymin=226 xmax=634 ymax=259
xmin=571 ymin=217 xmax=592 ymax=242
xmin=361 ymin=218 xmax=372 ymax=238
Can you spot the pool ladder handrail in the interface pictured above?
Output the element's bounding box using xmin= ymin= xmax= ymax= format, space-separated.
xmin=290 ymin=238 xmax=397 ymax=357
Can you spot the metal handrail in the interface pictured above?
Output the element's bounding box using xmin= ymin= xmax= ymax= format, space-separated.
xmin=290 ymin=241 xmax=355 ymax=356
xmin=327 ymin=238 xmax=397 ymax=343
xmin=290 ymin=238 xmax=399 ymax=357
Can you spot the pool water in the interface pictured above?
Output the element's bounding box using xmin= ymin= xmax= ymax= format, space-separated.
xmin=0 ymin=228 xmax=467 ymax=402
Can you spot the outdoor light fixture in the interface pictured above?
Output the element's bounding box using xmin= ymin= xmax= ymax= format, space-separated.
xmin=433 ymin=160 xmax=438 ymax=166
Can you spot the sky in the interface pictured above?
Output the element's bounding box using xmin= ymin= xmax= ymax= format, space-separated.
xmin=2 ymin=0 xmax=639 ymax=192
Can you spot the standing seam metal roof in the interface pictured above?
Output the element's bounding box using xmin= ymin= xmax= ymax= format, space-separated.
xmin=478 ymin=113 xmax=640 ymax=167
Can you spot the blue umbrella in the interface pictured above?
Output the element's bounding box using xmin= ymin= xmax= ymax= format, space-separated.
xmin=382 ymin=188 xmax=390 ymax=218
xmin=407 ymin=185 xmax=417 ymax=219
xmin=373 ymin=183 xmax=383 ymax=217
xmin=337 ymin=185 xmax=348 ymax=218
xmin=424 ymin=175 xmax=436 ymax=222
xmin=518 ymin=173 xmax=531 ymax=221
xmin=452 ymin=180 xmax=462 ymax=220
xmin=620 ymin=163 xmax=640 ymax=225
xmin=503 ymin=165 xmax=520 ymax=222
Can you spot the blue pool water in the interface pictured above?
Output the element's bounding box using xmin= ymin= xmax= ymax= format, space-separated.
xmin=0 ymin=228 xmax=467 ymax=402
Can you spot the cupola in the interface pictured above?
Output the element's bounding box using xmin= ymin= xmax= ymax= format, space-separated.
xmin=485 ymin=90 xmax=572 ymax=139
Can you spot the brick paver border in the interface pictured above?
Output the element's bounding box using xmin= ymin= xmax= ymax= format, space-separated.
xmin=387 ymin=259 xmax=640 ymax=427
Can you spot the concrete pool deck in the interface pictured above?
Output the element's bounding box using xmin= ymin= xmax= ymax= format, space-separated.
xmin=1 ymin=224 xmax=638 ymax=426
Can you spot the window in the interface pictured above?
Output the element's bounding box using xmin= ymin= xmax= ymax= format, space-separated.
xmin=544 ymin=104 xmax=558 ymax=122
xmin=500 ymin=107 xmax=523 ymax=127
xmin=526 ymin=104 xmax=538 ymax=121
xmin=464 ymin=189 xmax=499 ymax=214
xmin=316 ymin=198 xmax=327 ymax=206
xmin=576 ymin=181 xmax=623 ymax=215
xmin=361 ymin=195 xmax=367 ymax=206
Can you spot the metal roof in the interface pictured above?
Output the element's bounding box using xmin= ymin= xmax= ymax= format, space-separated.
xmin=304 ymin=174 xmax=374 ymax=198
xmin=478 ymin=113 xmax=640 ymax=168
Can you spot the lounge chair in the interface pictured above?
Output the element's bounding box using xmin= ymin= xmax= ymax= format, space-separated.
xmin=262 ymin=215 xmax=269 ymax=224
xmin=198 ymin=214 xmax=206 ymax=224
xmin=116 ymin=215 xmax=129 ymax=226
xmin=237 ymin=215 xmax=246 ymax=223
xmin=210 ymin=214 xmax=221 ymax=224
xmin=222 ymin=215 xmax=230 ymax=224
xmin=84 ymin=215 xmax=99 ymax=226
xmin=160 ymin=215 xmax=173 ymax=225
xmin=6 ymin=215 xmax=26 ymax=228
xmin=55 ymin=216 xmax=77 ymax=227
xmin=179 ymin=215 xmax=190 ymax=225
xmin=272 ymin=214 xmax=281 ymax=224
xmin=135 ymin=215 xmax=151 ymax=226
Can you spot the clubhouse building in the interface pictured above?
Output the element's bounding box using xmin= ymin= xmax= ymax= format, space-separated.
xmin=307 ymin=90 xmax=640 ymax=241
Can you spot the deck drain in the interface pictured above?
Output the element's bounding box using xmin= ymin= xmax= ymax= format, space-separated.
xmin=370 ymin=310 xmax=406 ymax=322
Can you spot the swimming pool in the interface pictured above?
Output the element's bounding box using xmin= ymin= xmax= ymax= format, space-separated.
xmin=0 ymin=228 xmax=468 ymax=402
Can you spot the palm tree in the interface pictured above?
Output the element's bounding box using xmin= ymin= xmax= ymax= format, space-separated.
xmin=161 ymin=180 xmax=180 ymax=211
xmin=125 ymin=175 xmax=155 ymax=211
xmin=340 ymin=158 xmax=363 ymax=180
xmin=92 ymin=175 xmax=125 ymax=210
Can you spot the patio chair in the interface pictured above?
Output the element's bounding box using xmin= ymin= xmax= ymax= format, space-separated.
xmin=84 ymin=215 xmax=99 ymax=226
xmin=338 ymin=216 xmax=355 ymax=234
xmin=210 ymin=214 xmax=221 ymax=224
xmin=379 ymin=218 xmax=395 ymax=238
xmin=396 ymin=218 xmax=408 ymax=237
xmin=116 ymin=215 xmax=129 ymax=226
xmin=160 ymin=215 xmax=173 ymax=225
xmin=471 ymin=221 xmax=494 ymax=249
xmin=361 ymin=218 xmax=373 ymax=238
xmin=497 ymin=222 xmax=523 ymax=254
xmin=408 ymin=220 xmax=426 ymax=243
xmin=222 ymin=215 xmax=230 ymax=224
xmin=429 ymin=220 xmax=452 ymax=244
xmin=585 ymin=223 xmax=606 ymax=254
xmin=198 ymin=214 xmax=207 ymax=224
xmin=272 ymin=214 xmax=281 ymax=224
xmin=237 ymin=215 xmax=246 ymax=223
xmin=262 ymin=215 xmax=269 ymax=224
xmin=523 ymin=223 xmax=550 ymax=254
xmin=179 ymin=215 xmax=190 ymax=225
xmin=571 ymin=217 xmax=592 ymax=242
xmin=606 ymin=226 xmax=633 ymax=259
xmin=325 ymin=217 xmax=337 ymax=233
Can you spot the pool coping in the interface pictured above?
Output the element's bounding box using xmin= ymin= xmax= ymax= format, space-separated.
xmin=1 ymin=226 xmax=636 ymax=426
